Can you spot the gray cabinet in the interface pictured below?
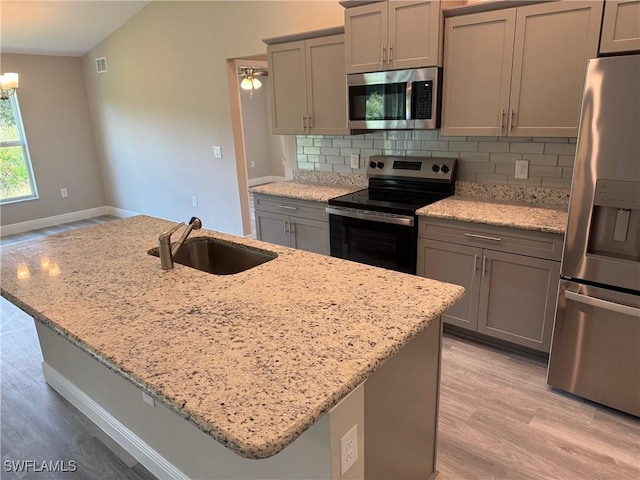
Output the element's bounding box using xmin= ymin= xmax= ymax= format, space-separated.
xmin=442 ymin=1 xmax=603 ymax=137
xmin=267 ymin=34 xmax=348 ymax=135
xmin=600 ymin=0 xmax=640 ymax=54
xmin=417 ymin=218 xmax=562 ymax=353
xmin=254 ymin=194 xmax=330 ymax=255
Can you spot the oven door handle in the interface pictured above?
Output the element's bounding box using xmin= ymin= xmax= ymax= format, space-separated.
xmin=564 ymin=290 xmax=640 ymax=317
xmin=326 ymin=207 xmax=414 ymax=227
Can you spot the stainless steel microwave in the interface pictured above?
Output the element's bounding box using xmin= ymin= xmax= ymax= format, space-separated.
xmin=347 ymin=67 xmax=440 ymax=130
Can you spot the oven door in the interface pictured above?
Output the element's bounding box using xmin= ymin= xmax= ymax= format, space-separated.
xmin=327 ymin=207 xmax=416 ymax=274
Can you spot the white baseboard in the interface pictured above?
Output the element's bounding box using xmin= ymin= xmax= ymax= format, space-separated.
xmin=0 ymin=206 xmax=141 ymax=237
xmin=42 ymin=362 xmax=188 ymax=480
xmin=247 ymin=175 xmax=286 ymax=187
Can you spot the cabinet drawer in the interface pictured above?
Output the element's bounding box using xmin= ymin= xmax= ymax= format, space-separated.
xmin=419 ymin=218 xmax=563 ymax=261
xmin=254 ymin=195 xmax=328 ymax=222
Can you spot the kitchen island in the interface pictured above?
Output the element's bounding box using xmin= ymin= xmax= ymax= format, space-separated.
xmin=0 ymin=216 xmax=464 ymax=479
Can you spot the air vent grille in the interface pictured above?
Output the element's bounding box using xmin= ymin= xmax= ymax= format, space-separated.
xmin=95 ymin=57 xmax=107 ymax=74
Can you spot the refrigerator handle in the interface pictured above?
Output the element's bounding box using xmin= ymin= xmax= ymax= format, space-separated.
xmin=564 ymin=290 xmax=640 ymax=317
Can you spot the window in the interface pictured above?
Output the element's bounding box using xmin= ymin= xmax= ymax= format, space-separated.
xmin=1 ymin=94 xmax=38 ymax=203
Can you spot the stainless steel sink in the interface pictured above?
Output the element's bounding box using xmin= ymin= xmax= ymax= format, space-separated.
xmin=148 ymin=237 xmax=277 ymax=275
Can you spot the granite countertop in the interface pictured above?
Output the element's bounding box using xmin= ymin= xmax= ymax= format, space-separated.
xmin=249 ymin=180 xmax=364 ymax=203
xmin=0 ymin=216 xmax=464 ymax=460
xmin=416 ymin=196 xmax=568 ymax=234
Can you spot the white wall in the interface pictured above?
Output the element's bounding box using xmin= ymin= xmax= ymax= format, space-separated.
xmin=0 ymin=54 xmax=105 ymax=226
xmin=83 ymin=1 xmax=344 ymax=235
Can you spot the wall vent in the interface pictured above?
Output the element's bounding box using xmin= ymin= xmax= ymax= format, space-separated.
xmin=95 ymin=57 xmax=107 ymax=74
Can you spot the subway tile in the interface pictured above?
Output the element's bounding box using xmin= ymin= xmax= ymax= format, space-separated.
xmin=510 ymin=142 xmax=544 ymax=154
xmin=507 ymin=176 xmax=542 ymax=187
xmin=477 ymin=173 xmax=509 ymax=184
xmin=340 ymin=148 xmax=360 ymax=156
xmin=562 ymin=167 xmax=574 ymax=178
xmin=489 ymin=152 xmax=522 ymax=163
xmin=303 ymin=146 xmax=320 ymax=155
xmin=306 ymin=135 xmax=324 ymax=139
xmin=523 ymin=154 xmax=558 ymax=166
xmin=498 ymin=137 xmax=532 ymax=142
xmin=297 ymin=145 xmax=305 ymax=154
xmin=307 ymin=154 xmax=321 ymax=163
xmin=325 ymin=155 xmax=346 ymax=165
xmin=421 ymin=140 xmax=448 ymax=151
xmin=363 ymin=132 xmax=385 ymax=139
xmin=313 ymin=139 xmax=333 ymax=147
xmin=405 ymin=150 xmax=432 ymax=157
xmin=352 ymin=139 xmax=373 ymax=149
xmin=456 ymin=170 xmax=478 ymax=182
xmin=374 ymin=140 xmax=397 ymax=149
xmin=459 ymin=151 xmax=491 ymax=162
xmin=297 ymin=137 xmax=313 ymax=146
xmin=387 ymin=131 xmax=412 ymax=140
xmin=545 ymin=143 xmax=576 ymax=155
xmin=297 ymin=154 xmax=308 ymax=162
xmin=532 ymin=137 xmax=569 ymax=143
xmin=412 ymin=130 xmax=439 ymax=140
xmin=298 ymin=162 xmax=314 ymax=170
xmin=396 ymin=140 xmax=422 ymax=150
xmin=360 ymin=148 xmax=383 ymax=157
xmin=314 ymin=163 xmax=333 ymax=172
xmin=438 ymin=134 xmax=465 ymax=141
xmin=320 ymin=147 xmax=340 ymax=156
xmin=332 ymin=139 xmax=352 ymax=148
xmin=530 ymin=165 xmax=563 ymax=178
xmin=467 ymin=136 xmax=498 ymax=142
xmin=449 ymin=141 xmax=479 ymax=152
xmin=383 ymin=149 xmax=403 ymax=156
xmin=542 ymin=177 xmax=572 ymax=188
xmin=458 ymin=161 xmax=495 ymax=174
xmin=558 ymin=155 xmax=575 ymax=166
xmin=333 ymin=164 xmax=355 ymax=173
xmin=430 ymin=151 xmax=459 ymax=158
xmin=478 ymin=142 xmax=510 ymax=153
xmin=495 ymin=163 xmax=516 ymax=176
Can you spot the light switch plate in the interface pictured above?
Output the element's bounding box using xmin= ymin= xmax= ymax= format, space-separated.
xmin=350 ymin=153 xmax=360 ymax=169
xmin=213 ymin=145 xmax=222 ymax=158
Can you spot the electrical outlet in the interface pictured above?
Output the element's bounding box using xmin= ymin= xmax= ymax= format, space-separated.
xmin=515 ymin=160 xmax=529 ymax=179
xmin=192 ymin=196 xmax=198 ymax=208
xmin=350 ymin=153 xmax=360 ymax=169
xmin=250 ymin=161 xmax=255 ymax=168
xmin=340 ymin=424 xmax=358 ymax=475
xmin=60 ymin=188 xmax=68 ymax=198
xmin=141 ymin=392 xmax=155 ymax=407
xmin=213 ymin=145 xmax=222 ymax=158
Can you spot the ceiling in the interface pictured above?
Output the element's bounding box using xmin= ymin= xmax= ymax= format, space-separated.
xmin=1 ymin=0 xmax=151 ymax=57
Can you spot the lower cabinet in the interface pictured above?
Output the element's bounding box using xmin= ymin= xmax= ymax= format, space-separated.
xmin=254 ymin=194 xmax=330 ymax=255
xmin=417 ymin=218 xmax=562 ymax=353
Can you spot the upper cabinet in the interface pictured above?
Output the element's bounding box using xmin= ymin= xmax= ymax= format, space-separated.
xmin=345 ymin=1 xmax=459 ymax=73
xmin=267 ymin=33 xmax=348 ymax=135
xmin=442 ymin=1 xmax=603 ymax=138
xmin=600 ymin=0 xmax=640 ymax=54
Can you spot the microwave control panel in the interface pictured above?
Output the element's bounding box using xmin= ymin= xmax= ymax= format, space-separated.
xmin=412 ymin=81 xmax=433 ymax=120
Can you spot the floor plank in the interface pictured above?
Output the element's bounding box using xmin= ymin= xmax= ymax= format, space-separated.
xmin=1 ymin=217 xmax=639 ymax=479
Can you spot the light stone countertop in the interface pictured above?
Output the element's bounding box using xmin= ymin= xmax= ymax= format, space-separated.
xmin=249 ymin=180 xmax=364 ymax=203
xmin=0 ymin=215 xmax=464 ymax=460
xmin=416 ymin=196 xmax=568 ymax=234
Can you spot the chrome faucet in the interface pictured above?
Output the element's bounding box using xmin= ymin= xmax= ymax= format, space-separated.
xmin=158 ymin=216 xmax=202 ymax=270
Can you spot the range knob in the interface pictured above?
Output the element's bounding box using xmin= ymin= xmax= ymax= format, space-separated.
xmin=377 ymin=161 xmax=385 ymax=169
xmin=431 ymin=164 xmax=440 ymax=173
xmin=369 ymin=161 xmax=377 ymax=168
xmin=441 ymin=164 xmax=450 ymax=174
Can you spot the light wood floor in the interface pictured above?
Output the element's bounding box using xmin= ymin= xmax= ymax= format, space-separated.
xmin=1 ymin=217 xmax=638 ymax=479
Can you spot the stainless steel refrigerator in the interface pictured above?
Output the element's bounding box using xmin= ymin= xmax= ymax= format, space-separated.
xmin=547 ymin=54 xmax=640 ymax=417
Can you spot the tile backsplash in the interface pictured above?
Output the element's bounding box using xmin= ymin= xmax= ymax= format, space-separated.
xmin=296 ymin=130 xmax=576 ymax=189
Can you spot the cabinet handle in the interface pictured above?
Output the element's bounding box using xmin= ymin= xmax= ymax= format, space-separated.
xmin=381 ymin=44 xmax=386 ymax=65
xmin=302 ymin=114 xmax=307 ymax=132
xmin=388 ymin=44 xmax=393 ymax=63
xmin=307 ymin=115 xmax=312 ymax=129
xmin=501 ymin=109 xmax=506 ymax=131
xmin=510 ymin=109 xmax=516 ymax=131
xmin=473 ymin=254 xmax=479 ymax=275
xmin=464 ymin=233 xmax=502 ymax=242
xmin=278 ymin=205 xmax=297 ymax=210
xmin=283 ymin=219 xmax=289 ymax=236
xmin=481 ymin=255 xmax=488 ymax=277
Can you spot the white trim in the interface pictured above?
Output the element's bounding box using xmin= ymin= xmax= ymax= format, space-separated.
xmin=0 ymin=206 xmax=142 ymax=237
xmin=42 ymin=362 xmax=189 ymax=480
xmin=247 ymin=175 xmax=286 ymax=187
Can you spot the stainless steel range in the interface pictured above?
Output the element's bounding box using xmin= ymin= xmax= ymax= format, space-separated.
xmin=327 ymin=156 xmax=456 ymax=274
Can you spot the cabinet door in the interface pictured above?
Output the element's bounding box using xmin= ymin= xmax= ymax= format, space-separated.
xmin=509 ymin=1 xmax=603 ymax=137
xmin=290 ymin=217 xmax=330 ymax=255
xmin=345 ymin=2 xmax=388 ymax=73
xmin=477 ymin=251 xmax=560 ymax=353
xmin=267 ymin=41 xmax=307 ymax=134
xmin=255 ymin=211 xmax=291 ymax=247
xmin=600 ymin=0 xmax=640 ymax=54
xmin=305 ymin=35 xmax=349 ymax=135
xmin=441 ymin=9 xmax=516 ymax=137
xmin=417 ymin=238 xmax=481 ymax=331
xmin=389 ymin=1 xmax=441 ymax=69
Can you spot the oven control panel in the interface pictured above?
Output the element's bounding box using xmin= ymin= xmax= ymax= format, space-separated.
xmin=367 ymin=155 xmax=456 ymax=182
